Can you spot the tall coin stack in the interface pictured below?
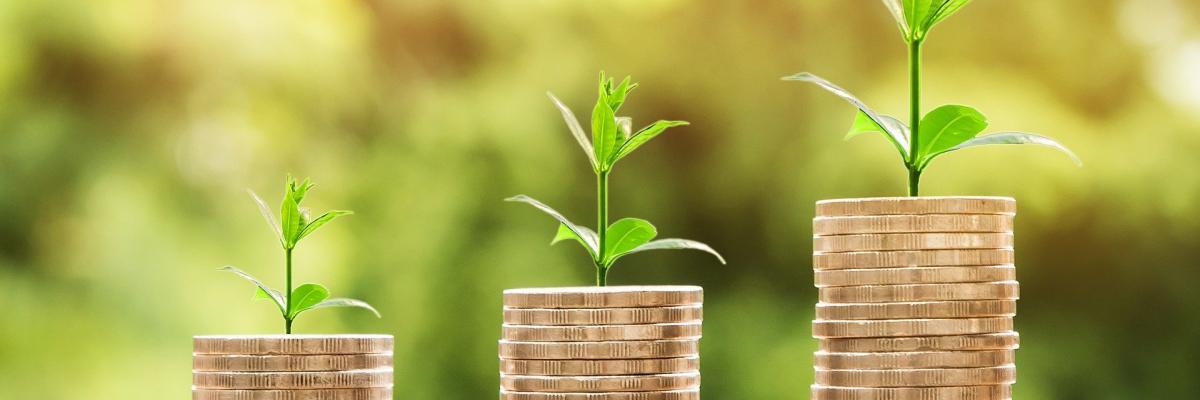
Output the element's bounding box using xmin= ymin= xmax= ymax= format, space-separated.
xmin=810 ymin=197 xmax=1020 ymax=400
xmin=499 ymin=286 xmax=704 ymax=400
xmin=193 ymin=334 xmax=394 ymax=400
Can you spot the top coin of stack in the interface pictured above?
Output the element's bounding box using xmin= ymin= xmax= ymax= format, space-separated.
xmin=811 ymin=197 xmax=1020 ymax=399
xmin=193 ymin=334 xmax=394 ymax=400
xmin=500 ymin=286 xmax=704 ymax=400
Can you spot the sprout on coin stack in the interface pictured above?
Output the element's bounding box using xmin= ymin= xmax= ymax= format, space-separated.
xmin=500 ymin=75 xmax=724 ymax=399
xmin=783 ymin=0 xmax=1081 ymax=398
xmin=194 ymin=177 xmax=392 ymax=400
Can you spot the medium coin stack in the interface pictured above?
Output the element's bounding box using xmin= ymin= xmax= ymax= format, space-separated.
xmin=193 ymin=334 xmax=394 ymax=400
xmin=500 ymin=286 xmax=704 ymax=400
xmin=811 ymin=197 xmax=1020 ymax=400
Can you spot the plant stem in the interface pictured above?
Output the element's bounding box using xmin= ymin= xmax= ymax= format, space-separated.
xmin=595 ymin=170 xmax=610 ymax=286
xmin=285 ymin=247 xmax=293 ymax=334
xmin=908 ymin=39 xmax=924 ymax=197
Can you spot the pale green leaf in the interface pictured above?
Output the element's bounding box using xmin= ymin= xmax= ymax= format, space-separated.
xmin=306 ymin=298 xmax=381 ymax=318
xmin=615 ymin=117 xmax=633 ymax=141
xmin=297 ymin=210 xmax=353 ymax=242
xmin=845 ymin=111 xmax=910 ymax=157
xmin=506 ymin=195 xmax=599 ymax=258
xmin=288 ymin=283 xmax=330 ymax=319
xmin=880 ymin=0 xmax=911 ymax=39
xmin=248 ymin=189 xmax=284 ymax=245
xmin=603 ymin=218 xmax=657 ymax=263
xmin=551 ymin=223 xmax=600 ymax=259
xmin=547 ymin=92 xmax=598 ymax=170
xmin=220 ymin=266 xmax=285 ymax=315
xmin=783 ymin=72 xmax=910 ymax=161
xmin=915 ymin=104 xmax=988 ymax=169
xmin=609 ymin=120 xmax=689 ymax=165
xmin=620 ymin=238 xmax=726 ymax=264
xmin=932 ymin=131 xmax=1082 ymax=166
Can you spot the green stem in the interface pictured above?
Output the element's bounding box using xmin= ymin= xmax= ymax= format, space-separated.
xmin=595 ymin=170 xmax=610 ymax=287
xmin=285 ymin=247 xmax=293 ymax=334
xmin=907 ymin=39 xmax=924 ymax=197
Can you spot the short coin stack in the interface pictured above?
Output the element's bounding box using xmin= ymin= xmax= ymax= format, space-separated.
xmin=193 ymin=334 xmax=394 ymax=400
xmin=811 ymin=197 xmax=1020 ymax=400
xmin=500 ymin=286 xmax=704 ymax=400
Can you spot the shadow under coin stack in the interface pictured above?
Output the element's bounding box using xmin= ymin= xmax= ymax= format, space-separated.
xmin=500 ymin=286 xmax=704 ymax=400
xmin=193 ymin=334 xmax=394 ymax=400
xmin=811 ymin=197 xmax=1020 ymax=400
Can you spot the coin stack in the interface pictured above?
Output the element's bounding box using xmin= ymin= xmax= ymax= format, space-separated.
xmin=811 ymin=197 xmax=1020 ymax=400
xmin=193 ymin=334 xmax=394 ymax=400
xmin=499 ymin=286 xmax=704 ymax=400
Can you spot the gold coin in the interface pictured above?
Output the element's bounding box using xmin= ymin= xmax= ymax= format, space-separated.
xmin=499 ymin=389 xmax=700 ymax=400
xmin=192 ymin=369 xmax=392 ymax=389
xmin=814 ymin=365 xmax=1016 ymax=387
xmin=811 ymin=384 xmax=1011 ymax=400
xmin=191 ymin=388 xmax=392 ymax=400
xmin=504 ymin=305 xmax=703 ymax=326
xmin=500 ymin=357 xmax=699 ymax=376
xmin=819 ymin=282 xmax=1019 ymax=303
xmin=504 ymin=286 xmax=702 ymax=309
xmin=498 ymin=339 xmax=699 ymax=360
xmin=815 ymin=350 xmax=1015 ymax=369
xmin=815 ymin=265 xmax=1016 ymax=287
xmin=500 ymin=372 xmax=700 ymax=392
xmin=813 ymin=317 xmax=1012 ymax=338
xmin=193 ymin=354 xmax=393 ymax=372
xmin=816 ymin=197 xmax=1016 ymax=217
xmin=816 ymin=300 xmax=1017 ymax=320
xmin=193 ymin=335 xmax=393 ymax=355
xmin=502 ymin=322 xmax=702 ymax=342
xmin=814 ymin=233 xmax=1013 ymax=253
xmin=814 ymin=214 xmax=1014 ymax=235
xmin=820 ymin=333 xmax=1020 ymax=353
xmin=814 ymin=249 xmax=1014 ymax=270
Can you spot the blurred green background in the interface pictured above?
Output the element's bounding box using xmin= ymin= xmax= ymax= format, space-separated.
xmin=1 ymin=0 xmax=1198 ymax=398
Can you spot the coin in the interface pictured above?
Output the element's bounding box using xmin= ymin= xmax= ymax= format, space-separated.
xmin=192 ymin=369 xmax=392 ymax=389
xmin=500 ymin=372 xmax=700 ymax=392
xmin=502 ymin=322 xmax=702 ymax=342
xmin=193 ymin=335 xmax=394 ymax=355
xmin=503 ymin=305 xmax=703 ymax=326
xmin=193 ymin=354 xmax=393 ymax=372
xmin=816 ymin=300 xmax=1017 ymax=320
xmin=498 ymin=339 xmax=700 ymax=360
xmin=814 ymin=265 xmax=1016 ymax=287
xmin=814 ymin=214 xmax=1014 ymax=235
xmin=820 ymin=333 xmax=1020 ymax=353
xmin=814 ymin=233 xmax=1013 ymax=253
xmin=813 ymin=249 xmax=1014 ymax=270
xmin=504 ymin=286 xmax=702 ymax=309
xmin=500 ymin=357 xmax=700 ymax=376
xmin=815 ymin=197 xmax=1016 ymax=217
xmin=499 ymin=389 xmax=700 ymax=400
xmin=812 ymin=317 xmax=1012 ymax=338
xmin=814 ymin=350 xmax=1015 ymax=369
xmin=191 ymin=388 xmax=393 ymax=400
xmin=811 ymin=384 xmax=1010 ymax=400
xmin=814 ymin=365 xmax=1016 ymax=387
xmin=819 ymin=282 xmax=1019 ymax=303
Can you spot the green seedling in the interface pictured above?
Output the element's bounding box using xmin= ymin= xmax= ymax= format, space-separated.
xmin=784 ymin=0 xmax=1080 ymax=195
xmin=508 ymin=72 xmax=725 ymax=286
xmin=222 ymin=176 xmax=379 ymax=334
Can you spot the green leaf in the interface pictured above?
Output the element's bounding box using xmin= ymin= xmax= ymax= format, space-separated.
xmin=306 ymin=298 xmax=381 ymax=318
xmin=220 ymin=266 xmax=285 ymax=315
xmin=607 ymin=76 xmax=637 ymax=113
xmin=248 ymin=189 xmax=284 ymax=246
xmin=288 ymin=283 xmax=330 ymax=319
xmin=927 ymin=131 xmax=1082 ymax=166
xmin=620 ymin=238 xmax=726 ymax=264
xmin=591 ymin=89 xmax=619 ymax=170
xmin=603 ymin=218 xmax=657 ymax=263
xmin=551 ymin=223 xmax=600 ymax=258
xmin=280 ymin=186 xmax=303 ymax=249
xmin=923 ymin=0 xmax=972 ymax=35
xmin=783 ymin=72 xmax=910 ymax=161
xmin=547 ymin=92 xmax=599 ymax=170
xmin=297 ymin=210 xmax=353 ymax=242
xmin=887 ymin=0 xmax=974 ymax=41
xmin=845 ymin=111 xmax=911 ymax=156
xmin=506 ymin=195 xmax=599 ymax=259
xmin=915 ymin=104 xmax=988 ymax=169
xmin=609 ymin=120 xmax=689 ymax=165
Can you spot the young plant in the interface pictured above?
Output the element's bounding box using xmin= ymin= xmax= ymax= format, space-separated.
xmin=784 ymin=0 xmax=1080 ymax=196
xmin=221 ymin=176 xmax=379 ymax=334
xmin=508 ymin=73 xmax=725 ymax=286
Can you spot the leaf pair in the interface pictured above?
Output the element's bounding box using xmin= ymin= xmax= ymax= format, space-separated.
xmin=784 ymin=72 xmax=1080 ymax=172
xmin=251 ymin=175 xmax=353 ymax=250
xmin=222 ymin=266 xmax=381 ymax=320
xmin=506 ymin=195 xmax=725 ymax=268
xmin=549 ymin=73 xmax=689 ymax=173
xmin=882 ymin=0 xmax=973 ymax=42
